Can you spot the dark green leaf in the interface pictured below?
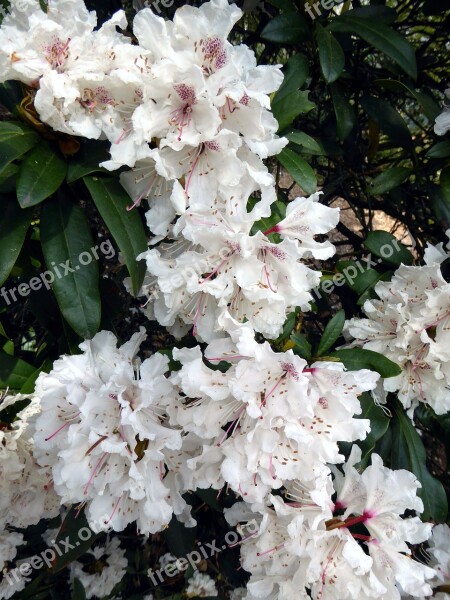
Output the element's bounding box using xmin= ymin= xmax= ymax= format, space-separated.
xmin=261 ymin=11 xmax=308 ymax=43
xmin=364 ymin=231 xmax=414 ymax=266
xmin=277 ymin=148 xmax=317 ymax=195
xmin=0 ymin=352 xmax=36 ymax=390
xmin=317 ymin=309 xmax=345 ymax=356
xmin=330 ymin=82 xmax=356 ymax=140
xmin=347 ymin=5 xmax=396 ymax=23
xmin=0 ymin=163 xmax=18 ymax=193
xmin=375 ymin=79 xmax=440 ymax=122
xmin=0 ymin=121 xmax=39 ymax=171
xmin=51 ymin=507 xmax=101 ymax=573
xmin=430 ymin=183 xmax=450 ymax=230
xmin=273 ymin=90 xmax=315 ymax=132
xmin=67 ymin=141 xmax=109 ymax=183
xmin=356 ymin=393 xmax=390 ymax=463
xmin=427 ymin=141 xmax=450 ymax=159
xmin=84 ymin=176 xmax=148 ymax=296
xmin=17 ymin=142 xmax=67 ymax=208
xmin=290 ymin=333 xmax=312 ymax=360
xmin=391 ymin=400 xmax=448 ymax=522
xmin=72 ymin=579 xmax=87 ymax=600
xmin=40 ymin=197 xmax=101 ymax=339
xmin=332 ymin=348 xmax=402 ymax=378
xmin=361 ymin=96 xmax=413 ymax=151
xmin=316 ymin=23 xmax=345 ymax=83
xmin=286 ymin=131 xmax=325 ymax=155
xmin=368 ymin=167 xmax=412 ymax=195
xmin=164 ymin=515 xmax=197 ymax=558
xmin=273 ymin=54 xmax=309 ymax=104
xmin=0 ymin=201 xmax=33 ymax=287
xmin=328 ymin=16 xmax=417 ymax=79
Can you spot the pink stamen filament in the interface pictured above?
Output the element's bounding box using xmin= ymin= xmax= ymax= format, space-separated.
xmin=263 ymin=224 xmax=280 ymax=236
xmin=45 ymin=413 xmax=80 ymax=442
xmin=84 ymin=453 xmax=107 ymax=496
xmin=106 ymin=495 xmax=123 ymax=524
xmin=257 ymin=543 xmax=284 ymax=557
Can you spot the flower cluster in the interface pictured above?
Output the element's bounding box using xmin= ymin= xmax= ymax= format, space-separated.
xmin=435 ymin=88 xmax=450 ymax=135
xmin=0 ymin=1 xmax=446 ymax=600
xmin=227 ymin=446 xmax=435 ymax=600
xmin=344 ymin=236 xmax=450 ymax=416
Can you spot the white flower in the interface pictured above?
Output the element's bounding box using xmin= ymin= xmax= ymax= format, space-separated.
xmin=186 ymin=572 xmax=218 ymax=598
xmin=434 ymin=89 xmax=450 ymax=135
xmin=344 ymin=259 xmax=450 ymax=416
xmin=168 ymin=329 xmax=377 ymax=505
xmin=235 ymin=447 xmax=434 ymax=600
xmin=0 ymin=530 xmax=27 ymax=600
xmin=70 ymin=537 xmax=127 ymax=599
xmin=31 ymin=329 xmax=187 ymax=535
xmin=426 ymin=524 xmax=450 ymax=596
xmin=0 ymin=393 xmax=59 ymax=529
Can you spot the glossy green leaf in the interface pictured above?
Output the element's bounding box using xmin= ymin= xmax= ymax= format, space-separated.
xmin=430 ymin=183 xmax=450 ymax=230
xmin=0 ymin=201 xmax=33 ymax=286
xmin=391 ymin=400 xmax=448 ymax=522
xmin=361 ymin=96 xmax=413 ymax=150
xmin=427 ymin=141 xmax=450 ymax=159
xmin=328 ymin=16 xmax=417 ymax=79
xmin=332 ymin=348 xmax=402 ymax=378
xmin=277 ymin=148 xmax=317 ymax=195
xmin=67 ymin=141 xmax=109 ymax=183
xmin=0 ymin=121 xmax=39 ymax=171
xmin=273 ymin=90 xmax=315 ymax=132
xmin=356 ymin=393 xmax=390 ymax=463
xmin=0 ymin=163 xmax=18 ymax=193
xmin=316 ymin=23 xmax=345 ymax=83
xmin=330 ymin=82 xmax=356 ymax=140
xmin=291 ymin=333 xmax=312 ymax=360
xmin=375 ymin=79 xmax=440 ymax=122
xmin=84 ymin=176 xmax=148 ymax=296
xmin=261 ymin=11 xmax=308 ymax=43
xmin=286 ymin=131 xmax=325 ymax=155
xmin=273 ymin=54 xmax=309 ymax=104
xmin=316 ymin=309 xmax=345 ymax=356
xmin=40 ymin=197 xmax=101 ymax=339
xmin=17 ymin=142 xmax=67 ymax=208
xmin=0 ymin=352 xmax=36 ymax=390
xmin=364 ymin=231 xmax=414 ymax=266
xmin=368 ymin=167 xmax=412 ymax=195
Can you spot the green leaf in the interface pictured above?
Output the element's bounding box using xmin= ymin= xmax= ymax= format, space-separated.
xmin=164 ymin=515 xmax=197 ymax=558
xmin=17 ymin=142 xmax=67 ymax=208
xmin=84 ymin=176 xmax=148 ymax=296
xmin=261 ymin=11 xmax=308 ymax=43
xmin=391 ymin=400 xmax=448 ymax=522
xmin=72 ymin=579 xmax=87 ymax=600
xmin=330 ymin=82 xmax=356 ymax=140
xmin=67 ymin=141 xmax=109 ymax=183
xmin=317 ymin=309 xmax=345 ymax=356
xmin=356 ymin=393 xmax=390 ymax=463
xmin=430 ymin=183 xmax=450 ymax=230
xmin=40 ymin=197 xmax=101 ymax=339
xmin=364 ymin=231 xmax=414 ymax=266
xmin=51 ymin=507 xmax=101 ymax=573
xmin=368 ymin=167 xmax=412 ymax=196
xmin=0 ymin=201 xmax=33 ymax=287
xmin=286 ymin=131 xmax=325 ymax=155
xmin=427 ymin=141 xmax=450 ymax=159
xmin=277 ymin=148 xmax=317 ymax=195
xmin=328 ymin=16 xmax=417 ymax=79
xmin=375 ymin=79 xmax=440 ymax=122
xmin=290 ymin=333 xmax=312 ymax=360
xmin=315 ymin=23 xmax=345 ymax=83
xmin=273 ymin=90 xmax=315 ymax=132
xmin=0 ymin=163 xmax=18 ymax=193
xmin=0 ymin=121 xmax=39 ymax=171
xmin=331 ymin=348 xmax=402 ymax=378
xmin=361 ymin=96 xmax=413 ymax=151
xmin=0 ymin=352 xmax=36 ymax=390
xmin=273 ymin=54 xmax=309 ymax=105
